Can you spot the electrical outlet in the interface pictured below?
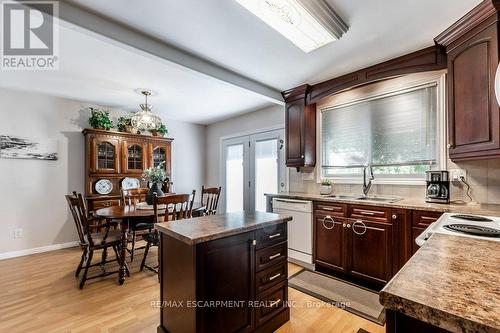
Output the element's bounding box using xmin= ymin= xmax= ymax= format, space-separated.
xmin=450 ymin=169 xmax=467 ymax=182
xmin=14 ymin=228 xmax=24 ymax=238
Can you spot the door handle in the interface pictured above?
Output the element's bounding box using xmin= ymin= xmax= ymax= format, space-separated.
xmin=269 ymin=273 xmax=281 ymax=281
xmin=269 ymin=253 xmax=281 ymax=260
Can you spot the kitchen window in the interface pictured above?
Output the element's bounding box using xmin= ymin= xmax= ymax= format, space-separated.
xmin=319 ymin=73 xmax=445 ymax=184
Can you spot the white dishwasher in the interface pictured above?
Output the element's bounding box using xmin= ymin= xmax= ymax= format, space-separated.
xmin=272 ymin=198 xmax=313 ymax=265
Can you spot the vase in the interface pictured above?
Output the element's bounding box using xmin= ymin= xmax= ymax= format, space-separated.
xmin=320 ymin=184 xmax=333 ymax=195
xmin=146 ymin=182 xmax=164 ymax=205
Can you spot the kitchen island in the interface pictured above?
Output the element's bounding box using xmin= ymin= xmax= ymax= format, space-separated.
xmin=155 ymin=211 xmax=292 ymax=333
xmin=380 ymin=233 xmax=500 ymax=333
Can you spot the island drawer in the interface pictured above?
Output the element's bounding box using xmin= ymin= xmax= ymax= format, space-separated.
xmin=349 ymin=205 xmax=391 ymax=223
xmin=412 ymin=211 xmax=442 ymax=228
xmin=256 ymin=241 xmax=287 ymax=272
xmin=255 ymin=281 xmax=287 ymax=327
xmin=256 ymin=223 xmax=287 ymax=249
xmin=314 ymin=202 xmax=347 ymax=217
xmin=255 ymin=260 xmax=287 ymax=294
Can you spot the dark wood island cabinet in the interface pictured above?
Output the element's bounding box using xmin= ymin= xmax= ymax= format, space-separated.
xmin=155 ymin=212 xmax=292 ymax=333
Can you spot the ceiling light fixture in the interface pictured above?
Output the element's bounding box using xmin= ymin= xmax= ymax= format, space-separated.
xmin=131 ymin=90 xmax=162 ymax=130
xmin=235 ymin=0 xmax=348 ymax=53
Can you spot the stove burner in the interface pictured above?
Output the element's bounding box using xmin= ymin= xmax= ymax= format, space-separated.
xmin=444 ymin=224 xmax=500 ymax=237
xmin=450 ymin=214 xmax=493 ymax=222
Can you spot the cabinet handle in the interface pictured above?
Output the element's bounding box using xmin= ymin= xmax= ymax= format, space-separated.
xmin=269 ymin=273 xmax=281 ymax=281
xmin=322 ymin=216 xmax=335 ymax=230
xmin=359 ymin=210 xmax=375 ymax=216
xmin=301 ymin=155 xmax=304 ymax=158
xmin=321 ymin=207 xmax=335 ymax=211
xmin=447 ymin=143 xmax=454 ymax=149
xmin=103 ymin=201 xmax=111 ymax=207
xmin=269 ymin=233 xmax=281 ymax=239
xmin=269 ymin=253 xmax=281 ymax=260
xmin=342 ymin=223 xmax=346 ymax=228
xmin=346 ymin=224 xmax=351 ymax=228
xmin=269 ymin=299 xmax=281 ymax=307
xmin=352 ymin=220 xmax=367 ymax=235
xmin=392 ymin=214 xmax=397 ymax=220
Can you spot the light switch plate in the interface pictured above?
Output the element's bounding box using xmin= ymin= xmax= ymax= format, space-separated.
xmin=14 ymin=228 xmax=23 ymax=238
xmin=450 ymin=169 xmax=467 ymax=182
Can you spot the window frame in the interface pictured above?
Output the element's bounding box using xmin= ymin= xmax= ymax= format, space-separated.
xmin=316 ymin=71 xmax=447 ymax=186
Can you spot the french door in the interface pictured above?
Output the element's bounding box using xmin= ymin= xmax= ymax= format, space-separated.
xmin=222 ymin=129 xmax=285 ymax=213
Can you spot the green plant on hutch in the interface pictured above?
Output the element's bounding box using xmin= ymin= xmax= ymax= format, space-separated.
xmin=149 ymin=123 xmax=168 ymax=137
xmin=117 ymin=115 xmax=140 ymax=134
xmin=88 ymin=107 xmax=114 ymax=130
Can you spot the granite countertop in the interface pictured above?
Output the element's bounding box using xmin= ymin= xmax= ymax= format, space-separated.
xmin=155 ymin=211 xmax=292 ymax=245
xmin=380 ymin=233 xmax=500 ymax=333
xmin=265 ymin=192 xmax=500 ymax=215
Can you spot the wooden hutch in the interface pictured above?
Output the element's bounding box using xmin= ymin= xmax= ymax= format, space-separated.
xmin=83 ymin=128 xmax=173 ymax=211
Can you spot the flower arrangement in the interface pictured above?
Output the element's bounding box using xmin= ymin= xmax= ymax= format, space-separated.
xmin=142 ymin=161 xmax=167 ymax=184
xmin=88 ymin=107 xmax=114 ymax=130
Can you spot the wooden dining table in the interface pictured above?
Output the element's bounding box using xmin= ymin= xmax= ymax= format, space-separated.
xmin=95 ymin=202 xmax=205 ymax=285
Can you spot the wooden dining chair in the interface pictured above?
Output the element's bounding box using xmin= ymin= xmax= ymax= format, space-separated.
xmin=66 ymin=192 xmax=127 ymax=289
xmin=140 ymin=190 xmax=196 ymax=275
xmin=201 ymin=186 xmax=222 ymax=215
xmin=121 ymin=188 xmax=153 ymax=261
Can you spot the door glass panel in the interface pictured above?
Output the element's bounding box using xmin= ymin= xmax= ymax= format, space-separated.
xmin=127 ymin=144 xmax=143 ymax=170
xmin=226 ymin=144 xmax=244 ymax=213
xmin=97 ymin=142 xmax=115 ymax=169
xmin=255 ymin=139 xmax=278 ymax=212
xmin=153 ymin=147 xmax=166 ymax=168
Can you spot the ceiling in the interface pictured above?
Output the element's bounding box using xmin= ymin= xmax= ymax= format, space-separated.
xmin=66 ymin=0 xmax=481 ymax=89
xmin=0 ymin=0 xmax=482 ymax=124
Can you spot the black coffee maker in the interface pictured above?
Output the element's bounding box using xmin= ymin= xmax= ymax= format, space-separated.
xmin=425 ymin=171 xmax=450 ymax=204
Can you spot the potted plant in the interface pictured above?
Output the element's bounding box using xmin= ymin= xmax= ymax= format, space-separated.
xmin=320 ymin=179 xmax=333 ymax=195
xmin=117 ymin=116 xmax=139 ymax=134
xmin=88 ymin=107 xmax=114 ymax=130
xmin=149 ymin=123 xmax=167 ymax=137
xmin=142 ymin=161 xmax=167 ymax=204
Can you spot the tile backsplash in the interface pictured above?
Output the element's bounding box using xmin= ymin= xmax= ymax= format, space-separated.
xmin=288 ymin=158 xmax=500 ymax=204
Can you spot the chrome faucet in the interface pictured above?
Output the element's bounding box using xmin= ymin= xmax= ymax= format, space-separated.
xmin=362 ymin=164 xmax=374 ymax=197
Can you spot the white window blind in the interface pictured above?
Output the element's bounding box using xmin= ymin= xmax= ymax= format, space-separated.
xmin=321 ymin=84 xmax=438 ymax=178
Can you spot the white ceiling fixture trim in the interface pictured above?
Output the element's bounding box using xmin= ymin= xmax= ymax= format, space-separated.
xmin=234 ymin=0 xmax=348 ymax=53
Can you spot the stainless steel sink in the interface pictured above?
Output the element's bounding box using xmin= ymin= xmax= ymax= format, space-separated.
xmin=355 ymin=196 xmax=402 ymax=203
xmin=327 ymin=194 xmax=362 ymax=200
xmin=327 ymin=194 xmax=402 ymax=203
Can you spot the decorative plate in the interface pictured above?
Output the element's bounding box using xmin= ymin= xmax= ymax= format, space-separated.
xmin=121 ymin=177 xmax=141 ymax=190
xmin=95 ymin=179 xmax=113 ymax=195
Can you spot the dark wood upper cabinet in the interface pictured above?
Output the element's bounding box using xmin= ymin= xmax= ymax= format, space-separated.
xmin=282 ymin=85 xmax=316 ymax=168
xmin=436 ymin=0 xmax=500 ymax=160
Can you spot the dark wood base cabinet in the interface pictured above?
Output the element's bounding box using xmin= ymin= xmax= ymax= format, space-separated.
xmin=158 ymin=223 xmax=289 ymax=333
xmin=313 ymin=201 xmax=442 ymax=289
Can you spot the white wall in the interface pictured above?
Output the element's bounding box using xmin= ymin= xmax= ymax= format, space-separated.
xmin=0 ymin=88 xmax=206 ymax=256
xmin=205 ymin=105 xmax=285 ymax=187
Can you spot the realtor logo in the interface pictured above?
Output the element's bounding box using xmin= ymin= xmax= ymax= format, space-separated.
xmin=1 ymin=0 xmax=59 ymax=70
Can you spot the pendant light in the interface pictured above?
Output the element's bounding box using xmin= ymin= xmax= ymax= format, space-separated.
xmin=131 ymin=90 xmax=162 ymax=130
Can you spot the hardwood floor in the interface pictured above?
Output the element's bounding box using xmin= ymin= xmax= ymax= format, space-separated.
xmin=0 ymin=246 xmax=385 ymax=333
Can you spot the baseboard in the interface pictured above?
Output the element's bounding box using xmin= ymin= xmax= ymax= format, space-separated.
xmin=0 ymin=241 xmax=79 ymax=260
